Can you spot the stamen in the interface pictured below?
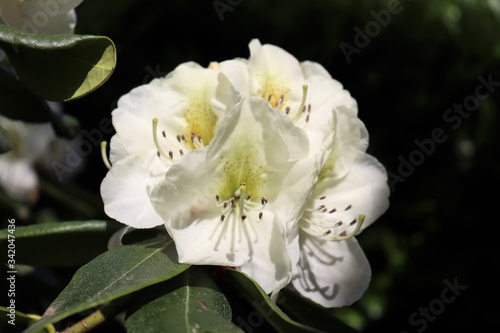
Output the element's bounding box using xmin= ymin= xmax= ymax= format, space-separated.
xmin=220 ymin=214 xmax=225 ymax=222
xmin=292 ymin=85 xmax=308 ymax=123
xmin=238 ymin=183 xmax=247 ymax=217
xmin=152 ymin=118 xmax=170 ymax=159
xmin=208 ymin=62 xmax=220 ymax=70
xmin=259 ymin=212 xmax=263 ymax=220
xmin=329 ymin=214 xmax=365 ymax=241
xmin=345 ymin=204 xmax=352 ymax=211
xmin=285 ymin=106 xmax=291 ymax=115
xmin=100 ymin=141 xmax=112 ymax=170
xmin=276 ymin=95 xmax=285 ymax=110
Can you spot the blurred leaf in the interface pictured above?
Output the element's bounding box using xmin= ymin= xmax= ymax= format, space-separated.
xmin=223 ymin=268 xmax=327 ymax=333
xmin=47 ymin=108 xmax=81 ymax=139
xmin=0 ymin=25 xmax=116 ymax=101
xmin=0 ymin=123 xmax=12 ymax=153
xmin=0 ymin=220 xmax=121 ymax=266
xmin=0 ymin=66 xmax=51 ymax=122
xmin=0 ymin=307 xmax=54 ymax=333
xmin=24 ymin=236 xmax=190 ymax=333
xmin=126 ymin=267 xmax=243 ymax=333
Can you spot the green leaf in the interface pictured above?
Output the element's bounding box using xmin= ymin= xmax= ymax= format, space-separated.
xmin=24 ymin=236 xmax=190 ymax=333
xmin=223 ymin=269 xmax=326 ymax=333
xmin=0 ymin=66 xmax=52 ymax=122
xmin=125 ymin=267 xmax=243 ymax=333
xmin=0 ymin=24 xmax=116 ymax=101
xmin=0 ymin=220 xmax=122 ymax=266
xmin=280 ymin=288 xmax=360 ymax=333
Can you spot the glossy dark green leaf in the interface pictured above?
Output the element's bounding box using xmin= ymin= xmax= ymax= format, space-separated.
xmin=223 ymin=269 xmax=326 ymax=333
xmin=126 ymin=267 xmax=243 ymax=333
xmin=0 ymin=24 xmax=116 ymax=101
xmin=24 ymin=236 xmax=190 ymax=333
xmin=0 ymin=220 xmax=122 ymax=266
xmin=280 ymin=288 xmax=359 ymax=333
xmin=0 ymin=66 xmax=52 ymax=122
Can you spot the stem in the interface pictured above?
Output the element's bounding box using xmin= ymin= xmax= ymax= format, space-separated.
xmin=60 ymin=310 xmax=105 ymax=333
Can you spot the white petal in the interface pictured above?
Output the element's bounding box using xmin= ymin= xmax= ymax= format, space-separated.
xmin=219 ymin=59 xmax=250 ymax=97
xmin=313 ymin=153 xmax=390 ymax=232
xmin=292 ymin=236 xmax=371 ymax=307
xmin=247 ymin=39 xmax=305 ymax=109
xmin=100 ymin=155 xmax=166 ymax=228
xmin=300 ymin=61 xmax=332 ymax=79
xmin=238 ymin=212 xmax=293 ymax=294
xmin=320 ymin=106 xmax=368 ymax=180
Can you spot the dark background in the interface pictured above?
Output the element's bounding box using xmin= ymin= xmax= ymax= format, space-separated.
xmin=6 ymin=0 xmax=500 ymax=332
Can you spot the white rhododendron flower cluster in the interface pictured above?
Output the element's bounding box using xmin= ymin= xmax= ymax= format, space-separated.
xmin=0 ymin=0 xmax=84 ymax=34
xmin=100 ymin=39 xmax=390 ymax=307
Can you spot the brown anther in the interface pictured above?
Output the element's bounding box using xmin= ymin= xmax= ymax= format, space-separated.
xmin=220 ymin=215 xmax=225 ymax=222
xmin=345 ymin=204 xmax=352 ymax=211
xmin=323 ymin=230 xmax=332 ymax=236
xmin=335 ymin=221 xmax=343 ymax=227
xmin=259 ymin=212 xmax=263 ymax=219
xmin=339 ymin=231 xmax=348 ymax=237
xmin=162 ymin=130 xmax=166 ymax=138
xmin=350 ymin=218 xmax=357 ymax=225
xmin=329 ymin=208 xmax=336 ymax=213
xmin=179 ymin=149 xmax=184 ymax=156
xmin=168 ymin=151 xmax=174 ymax=159
xmin=216 ymin=194 xmax=220 ymax=202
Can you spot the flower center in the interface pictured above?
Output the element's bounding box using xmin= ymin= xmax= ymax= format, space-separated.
xmin=210 ymin=183 xmax=269 ymax=257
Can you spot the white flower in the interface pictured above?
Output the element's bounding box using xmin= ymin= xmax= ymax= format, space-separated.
xmin=100 ymin=62 xmax=237 ymax=229
xmin=150 ymin=96 xmax=322 ymax=294
xmin=0 ymin=0 xmax=84 ymax=34
xmin=293 ymin=108 xmax=390 ymax=307
xmin=219 ymin=39 xmax=390 ymax=306
xmin=0 ymin=112 xmax=72 ymax=203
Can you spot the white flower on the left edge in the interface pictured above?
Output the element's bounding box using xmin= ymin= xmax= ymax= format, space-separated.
xmin=150 ymin=97 xmax=320 ymax=294
xmin=0 ymin=114 xmax=55 ymax=202
xmin=0 ymin=0 xmax=84 ymax=34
